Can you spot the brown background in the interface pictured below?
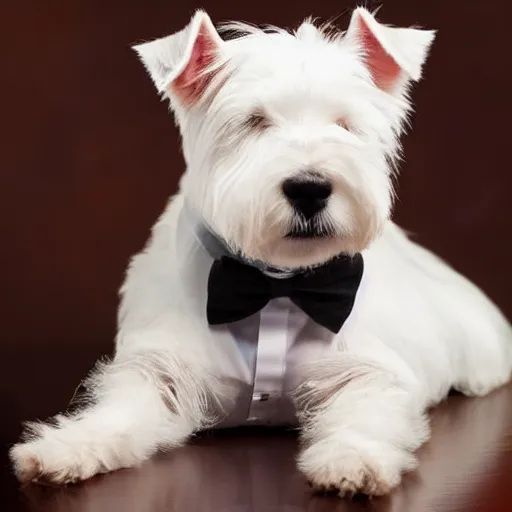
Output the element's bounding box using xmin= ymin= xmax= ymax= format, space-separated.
xmin=1 ymin=1 xmax=511 ymax=510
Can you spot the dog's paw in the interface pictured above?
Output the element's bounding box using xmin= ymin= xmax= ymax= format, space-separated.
xmin=9 ymin=443 xmax=44 ymax=483
xmin=298 ymin=439 xmax=416 ymax=498
xmin=10 ymin=438 xmax=108 ymax=485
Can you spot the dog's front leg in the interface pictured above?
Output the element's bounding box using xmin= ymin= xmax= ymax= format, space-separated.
xmin=294 ymin=354 xmax=430 ymax=497
xmin=10 ymin=327 xmax=223 ymax=485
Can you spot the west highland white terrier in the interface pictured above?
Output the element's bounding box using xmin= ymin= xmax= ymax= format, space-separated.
xmin=10 ymin=7 xmax=512 ymax=497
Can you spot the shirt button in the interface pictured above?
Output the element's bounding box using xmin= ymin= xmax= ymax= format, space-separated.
xmin=252 ymin=392 xmax=271 ymax=402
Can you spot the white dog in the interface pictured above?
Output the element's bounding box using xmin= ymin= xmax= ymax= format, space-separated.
xmin=10 ymin=7 xmax=512 ymax=497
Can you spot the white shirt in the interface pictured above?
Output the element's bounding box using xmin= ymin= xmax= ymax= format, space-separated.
xmin=179 ymin=206 xmax=338 ymax=428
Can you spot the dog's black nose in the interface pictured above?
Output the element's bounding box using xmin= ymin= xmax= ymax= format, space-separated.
xmin=282 ymin=178 xmax=332 ymax=220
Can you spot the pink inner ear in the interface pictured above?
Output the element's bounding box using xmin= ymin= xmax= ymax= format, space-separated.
xmin=172 ymin=25 xmax=218 ymax=106
xmin=358 ymin=19 xmax=402 ymax=91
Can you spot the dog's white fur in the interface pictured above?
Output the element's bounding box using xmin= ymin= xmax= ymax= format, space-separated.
xmin=10 ymin=8 xmax=512 ymax=496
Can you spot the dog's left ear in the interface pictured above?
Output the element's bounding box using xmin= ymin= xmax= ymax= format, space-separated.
xmin=346 ymin=8 xmax=436 ymax=93
xmin=133 ymin=10 xmax=224 ymax=106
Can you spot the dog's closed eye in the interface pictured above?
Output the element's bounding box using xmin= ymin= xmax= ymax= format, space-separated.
xmin=335 ymin=118 xmax=350 ymax=131
xmin=242 ymin=110 xmax=271 ymax=133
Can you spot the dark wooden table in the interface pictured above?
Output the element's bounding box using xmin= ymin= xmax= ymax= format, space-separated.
xmin=2 ymin=383 xmax=512 ymax=512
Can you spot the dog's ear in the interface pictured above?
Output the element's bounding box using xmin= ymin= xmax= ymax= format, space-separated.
xmin=133 ymin=10 xmax=224 ymax=106
xmin=346 ymin=7 xmax=435 ymax=93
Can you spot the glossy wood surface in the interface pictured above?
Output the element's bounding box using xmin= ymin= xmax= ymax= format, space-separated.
xmin=3 ymin=384 xmax=512 ymax=512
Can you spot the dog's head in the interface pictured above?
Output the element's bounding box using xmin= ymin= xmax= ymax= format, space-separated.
xmin=134 ymin=8 xmax=435 ymax=268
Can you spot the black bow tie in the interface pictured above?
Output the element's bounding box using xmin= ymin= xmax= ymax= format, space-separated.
xmin=207 ymin=253 xmax=364 ymax=334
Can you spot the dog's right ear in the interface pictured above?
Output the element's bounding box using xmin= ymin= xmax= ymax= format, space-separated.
xmin=133 ymin=10 xmax=224 ymax=107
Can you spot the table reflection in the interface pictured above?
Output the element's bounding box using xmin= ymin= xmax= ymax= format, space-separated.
xmin=19 ymin=384 xmax=512 ymax=512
